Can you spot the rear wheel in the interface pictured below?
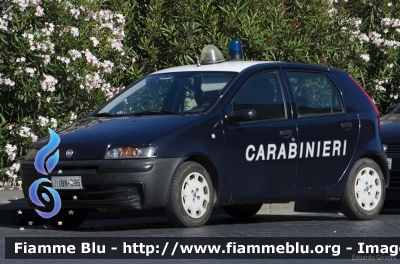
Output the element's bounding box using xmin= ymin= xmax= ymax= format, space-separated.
xmin=165 ymin=161 xmax=214 ymax=227
xmin=340 ymin=158 xmax=385 ymax=220
xmin=47 ymin=208 xmax=89 ymax=228
xmin=222 ymin=204 xmax=263 ymax=218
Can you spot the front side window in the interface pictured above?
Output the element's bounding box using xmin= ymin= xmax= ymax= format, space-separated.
xmin=97 ymin=72 xmax=237 ymax=116
xmin=286 ymin=71 xmax=344 ymax=117
xmin=232 ymin=72 xmax=286 ymax=121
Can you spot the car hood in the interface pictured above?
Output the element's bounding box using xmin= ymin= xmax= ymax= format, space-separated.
xmin=380 ymin=114 xmax=400 ymax=144
xmin=31 ymin=115 xmax=198 ymax=160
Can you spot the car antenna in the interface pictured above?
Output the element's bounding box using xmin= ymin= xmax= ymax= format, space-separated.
xmin=196 ymin=54 xmax=201 ymax=67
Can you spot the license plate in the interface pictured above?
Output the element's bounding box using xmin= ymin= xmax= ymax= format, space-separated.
xmin=388 ymin=158 xmax=392 ymax=170
xmin=51 ymin=176 xmax=83 ymax=189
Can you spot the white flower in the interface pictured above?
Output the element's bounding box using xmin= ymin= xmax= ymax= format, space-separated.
xmin=11 ymin=163 xmax=20 ymax=172
xmin=101 ymin=60 xmax=114 ymax=73
xmin=387 ymin=63 xmax=394 ymax=68
xmin=6 ymin=124 xmax=14 ymax=130
xmin=41 ymin=54 xmax=51 ymax=65
xmin=26 ymin=67 xmax=36 ymax=77
xmin=327 ymin=8 xmax=336 ymax=16
xmin=83 ymin=49 xmax=100 ymax=68
xmin=18 ymin=126 xmax=32 ymax=138
xmin=70 ymin=8 xmax=80 ymax=19
xmin=38 ymin=116 xmax=49 ymax=126
xmin=382 ymin=18 xmax=391 ymax=26
xmin=388 ymin=2 xmax=392 ymax=7
xmin=41 ymin=74 xmax=58 ymax=92
xmin=50 ymin=118 xmax=57 ymax=129
xmin=68 ymin=26 xmax=79 ymax=38
xmin=90 ymin=37 xmax=99 ymax=47
xmin=56 ymin=56 xmax=71 ymax=65
xmin=70 ymin=112 xmax=77 ymax=120
xmin=4 ymin=78 xmax=15 ymax=86
xmin=68 ymin=49 xmax=81 ymax=60
xmin=354 ymin=18 xmax=362 ymax=28
xmin=5 ymin=144 xmax=17 ymax=161
xmin=6 ymin=162 xmax=20 ymax=179
xmin=114 ymin=14 xmax=125 ymax=24
xmin=46 ymin=97 xmax=51 ymax=103
xmin=31 ymin=134 xmax=38 ymax=142
xmin=84 ymin=72 xmax=104 ymax=90
xmin=37 ymin=92 xmax=41 ymax=97
xmin=16 ymin=57 xmax=26 ymax=63
xmin=360 ymin=54 xmax=370 ymax=62
xmin=40 ymin=22 xmax=54 ymax=37
xmin=35 ymin=6 xmax=44 ymax=16
xmin=369 ymin=31 xmax=383 ymax=46
xmin=0 ymin=17 xmax=8 ymax=31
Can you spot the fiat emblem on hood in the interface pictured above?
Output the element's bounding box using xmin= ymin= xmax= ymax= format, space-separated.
xmin=66 ymin=149 xmax=74 ymax=158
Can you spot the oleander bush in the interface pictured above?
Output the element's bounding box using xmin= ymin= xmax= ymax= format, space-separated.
xmin=1 ymin=0 xmax=399 ymax=184
xmin=0 ymin=0 xmax=138 ymax=184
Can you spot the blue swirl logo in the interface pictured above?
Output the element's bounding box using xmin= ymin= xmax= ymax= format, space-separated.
xmin=29 ymin=128 xmax=62 ymax=218
xmin=34 ymin=128 xmax=60 ymax=175
xmin=29 ymin=178 xmax=61 ymax=218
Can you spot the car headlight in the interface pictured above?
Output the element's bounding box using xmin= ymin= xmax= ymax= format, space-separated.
xmin=383 ymin=144 xmax=388 ymax=152
xmin=25 ymin=148 xmax=39 ymax=160
xmin=105 ymin=146 xmax=158 ymax=159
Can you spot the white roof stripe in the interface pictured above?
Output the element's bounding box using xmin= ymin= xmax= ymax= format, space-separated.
xmin=150 ymin=61 xmax=275 ymax=74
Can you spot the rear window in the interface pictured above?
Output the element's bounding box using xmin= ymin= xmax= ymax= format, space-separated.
xmin=286 ymin=71 xmax=344 ymax=117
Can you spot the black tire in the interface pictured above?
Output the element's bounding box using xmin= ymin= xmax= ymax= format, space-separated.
xmin=47 ymin=208 xmax=89 ymax=228
xmin=340 ymin=158 xmax=385 ymax=220
xmin=222 ymin=204 xmax=263 ymax=218
xmin=165 ymin=161 xmax=214 ymax=227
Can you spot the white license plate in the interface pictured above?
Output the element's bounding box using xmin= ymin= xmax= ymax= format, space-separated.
xmin=51 ymin=176 xmax=83 ymax=189
xmin=388 ymin=158 xmax=392 ymax=170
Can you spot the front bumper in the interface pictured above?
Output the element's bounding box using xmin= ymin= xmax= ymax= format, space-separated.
xmin=20 ymin=158 xmax=182 ymax=210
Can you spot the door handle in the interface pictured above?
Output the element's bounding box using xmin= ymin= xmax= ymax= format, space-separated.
xmin=280 ymin=130 xmax=292 ymax=137
xmin=341 ymin=122 xmax=352 ymax=129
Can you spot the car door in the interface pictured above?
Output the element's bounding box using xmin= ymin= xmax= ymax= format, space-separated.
xmin=224 ymin=71 xmax=297 ymax=195
xmin=284 ymin=71 xmax=359 ymax=189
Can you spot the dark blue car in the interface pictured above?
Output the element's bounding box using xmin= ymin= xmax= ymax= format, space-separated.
xmin=21 ymin=44 xmax=388 ymax=228
xmin=380 ymin=104 xmax=400 ymax=201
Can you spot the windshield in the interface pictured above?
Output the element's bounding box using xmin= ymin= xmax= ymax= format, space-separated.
xmin=97 ymin=72 xmax=237 ymax=116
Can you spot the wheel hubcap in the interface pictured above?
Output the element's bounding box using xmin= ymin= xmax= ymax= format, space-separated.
xmin=181 ymin=172 xmax=209 ymax=218
xmin=354 ymin=167 xmax=381 ymax=211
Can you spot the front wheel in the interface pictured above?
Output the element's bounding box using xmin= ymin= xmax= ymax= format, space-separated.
xmin=340 ymin=158 xmax=385 ymax=220
xmin=47 ymin=208 xmax=89 ymax=228
xmin=165 ymin=161 xmax=214 ymax=227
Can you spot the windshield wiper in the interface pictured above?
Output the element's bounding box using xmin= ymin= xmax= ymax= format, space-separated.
xmin=129 ymin=110 xmax=180 ymax=116
xmin=92 ymin=112 xmax=115 ymax=117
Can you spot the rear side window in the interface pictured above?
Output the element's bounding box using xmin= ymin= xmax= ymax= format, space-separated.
xmin=286 ymin=71 xmax=344 ymax=117
xmin=233 ymin=72 xmax=286 ymax=121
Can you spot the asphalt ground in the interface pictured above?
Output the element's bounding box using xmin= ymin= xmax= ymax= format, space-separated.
xmin=0 ymin=189 xmax=297 ymax=226
xmin=2 ymin=189 xmax=400 ymax=263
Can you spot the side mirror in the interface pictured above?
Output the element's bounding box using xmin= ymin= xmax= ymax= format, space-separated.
xmin=228 ymin=109 xmax=257 ymax=125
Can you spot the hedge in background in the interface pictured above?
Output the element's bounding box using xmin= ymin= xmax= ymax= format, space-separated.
xmin=0 ymin=0 xmax=138 ymax=184
xmin=1 ymin=0 xmax=399 ymax=184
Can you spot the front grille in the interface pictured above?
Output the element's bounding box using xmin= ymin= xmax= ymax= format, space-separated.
xmin=386 ymin=144 xmax=400 ymax=154
xmin=389 ymin=172 xmax=400 ymax=189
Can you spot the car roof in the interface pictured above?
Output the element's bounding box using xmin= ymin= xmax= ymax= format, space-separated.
xmin=150 ymin=61 xmax=333 ymax=74
xmin=151 ymin=61 xmax=274 ymax=74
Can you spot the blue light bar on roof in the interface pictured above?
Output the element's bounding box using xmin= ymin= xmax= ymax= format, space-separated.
xmin=228 ymin=40 xmax=243 ymax=61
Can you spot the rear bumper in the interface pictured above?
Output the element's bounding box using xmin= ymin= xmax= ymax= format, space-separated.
xmin=20 ymin=158 xmax=182 ymax=210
